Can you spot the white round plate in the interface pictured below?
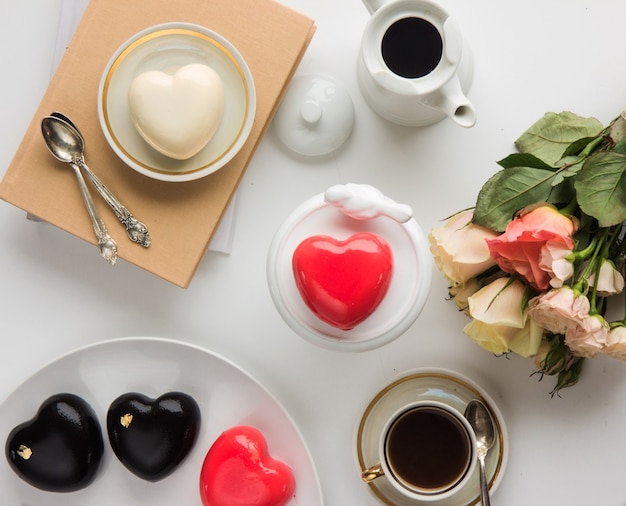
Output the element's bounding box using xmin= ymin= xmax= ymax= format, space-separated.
xmin=98 ymin=23 xmax=256 ymax=182
xmin=0 ymin=337 xmax=323 ymax=505
xmin=267 ymin=192 xmax=432 ymax=352
xmin=355 ymin=368 xmax=508 ymax=506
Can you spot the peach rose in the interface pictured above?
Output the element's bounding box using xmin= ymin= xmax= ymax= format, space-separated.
xmin=464 ymin=277 xmax=542 ymax=357
xmin=604 ymin=326 xmax=626 ymax=360
xmin=429 ymin=210 xmax=499 ymax=285
xmin=565 ymin=314 xmax=609 ymax=358
xmin=486 ymin=205 xmax=577 ymax=291
xmin=527 ymin=287 xmax=590 ymax=335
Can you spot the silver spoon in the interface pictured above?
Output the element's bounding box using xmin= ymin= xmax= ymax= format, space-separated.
xmin=465 ymin=399 xmax=496 ymax=506
xmin=48 ymin=113 xmax=151 ymax=247
xmin=41 ymin=116 xmax=118 ymax=265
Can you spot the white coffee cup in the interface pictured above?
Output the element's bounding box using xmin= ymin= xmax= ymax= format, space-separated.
xmin=361 ymin=400 xmax=477 ymax=501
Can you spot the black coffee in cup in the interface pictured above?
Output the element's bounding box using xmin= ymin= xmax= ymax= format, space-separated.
xmin=385 ymin=406 xmax=471 ymax=492
xmin=381 ymin=17 xmax=443 ymax=78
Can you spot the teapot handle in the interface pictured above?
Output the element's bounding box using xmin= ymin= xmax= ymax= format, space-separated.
xmin=362 ymin=0 xmax=387 ymax=15
xmin=443 ymin=17 xmax=463 ymax=65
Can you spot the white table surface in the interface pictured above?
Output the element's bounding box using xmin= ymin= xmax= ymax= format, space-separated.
xmin=3 ymin=1 xmax=626 ymax=504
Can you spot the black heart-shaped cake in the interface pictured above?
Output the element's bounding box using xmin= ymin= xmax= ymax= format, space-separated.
xmin=107 ymin=391 xmax=201 ymax=481
xmin=5 ymin=393 xmax=104 ymax=492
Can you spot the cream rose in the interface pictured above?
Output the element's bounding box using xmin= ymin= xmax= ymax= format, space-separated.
xmin=429 ymin=210 xmax=499 ymax=285
xmin=448 ymin=278 xmax=482 ymax=315
xmin=464 ymin=319 xmax=515 ymax=355
xmin=532 ymin=338 xmax=553 ymax=371
xmin=508 ymin=319 xmax=544 ymax=358
xmin=464 ymin=277 xmax=542 ymax=357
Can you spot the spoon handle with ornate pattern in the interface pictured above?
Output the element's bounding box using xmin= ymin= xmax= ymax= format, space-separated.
xmin=76 ymin=158 xmax=151 ymax=248
xmin=69 ymin=162 xmax=118 ymax=265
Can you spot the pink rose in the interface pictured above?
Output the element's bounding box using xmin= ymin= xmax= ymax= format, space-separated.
xmin=486 ymin=205 xmax=577 ymax=291
xmin=527 ymin=287 xmax=590 ymax=334
xmin=587 ymin=260 xmax=625 ymax=296
xmin=429 ymin=210 xmax=499 ymax=284
xmin=529 ymin=288 xmax=609 ymax=358
xmin=565 ymin=314 xmax=609 ymax=358
xmin=604 ymin=326 xmax=626 ymax=360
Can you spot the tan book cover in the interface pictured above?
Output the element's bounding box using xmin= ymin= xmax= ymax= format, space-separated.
xmin=0 ymin=0 xmax=315 ymax=287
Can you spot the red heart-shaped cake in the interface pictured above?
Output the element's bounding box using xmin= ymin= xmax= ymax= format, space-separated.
xmin=199 ymin=425 xmax=295 ymax=506
xmin=292 ymin=232 xmax=393 ymax=330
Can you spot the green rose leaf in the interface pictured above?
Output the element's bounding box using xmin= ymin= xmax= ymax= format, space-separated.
xmin=497 ymin=153 xmax=554 ymax=170
xmin=562 ymin=136 xmax=597 ymax=157
xmin=515 ymin=112 xmax=603 ymax=166
xmin=575 ymin=151 xmax=626 ymax=227
xmin=473 ymin=167 xmax=555 ymax=231
xmin=552 ymin=156 xmax=584 ymax=185
xmin=614 ymin=137 xmax=626 ymax=155
xmin=609 ymin=115 xmax=626 ymax=145
xmin=547 ymin=172 xmax=576 ymax=204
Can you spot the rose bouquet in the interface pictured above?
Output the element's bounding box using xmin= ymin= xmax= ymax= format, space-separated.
xmin=430 ymin=110 xmax=626 ymax=395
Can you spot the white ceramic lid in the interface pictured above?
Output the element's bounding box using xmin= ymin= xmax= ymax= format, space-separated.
xmin=273 ymin=75 xmax=354 ymax=156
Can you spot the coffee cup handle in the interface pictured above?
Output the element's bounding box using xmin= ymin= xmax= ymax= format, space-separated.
xmin=361 ymin=463 xmax=385 ymax=483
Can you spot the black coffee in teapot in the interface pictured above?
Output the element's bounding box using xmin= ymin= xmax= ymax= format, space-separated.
xmin=381 ymin=17 xmax=443 ymax=78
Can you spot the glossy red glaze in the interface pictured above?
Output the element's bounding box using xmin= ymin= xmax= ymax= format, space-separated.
xmin=292 ymin=232 xmax=393 ymax=330
xmin=199 ymin=426 xmax=296 ymax=506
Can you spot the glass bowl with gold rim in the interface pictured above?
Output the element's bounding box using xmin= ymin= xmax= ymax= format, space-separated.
xmin=97 ymin=22 xmax=256 ymax=182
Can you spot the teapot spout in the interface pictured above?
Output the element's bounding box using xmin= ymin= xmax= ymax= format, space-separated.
xmin=447 ymin=98 xmax=476 ymax=128
xmin=422 ymin=77 xmax=476 ymax=128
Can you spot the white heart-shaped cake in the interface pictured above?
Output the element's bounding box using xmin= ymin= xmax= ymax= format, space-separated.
xmin=128 ymin=63 xmax=225 ymax=160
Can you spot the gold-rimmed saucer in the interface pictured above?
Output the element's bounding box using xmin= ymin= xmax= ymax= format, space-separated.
xmin=355 ymin=368 xmax=508 ymax=506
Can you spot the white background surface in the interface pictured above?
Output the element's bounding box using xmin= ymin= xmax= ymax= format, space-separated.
xmin=2 ymin=1 xmax=626 ymax=505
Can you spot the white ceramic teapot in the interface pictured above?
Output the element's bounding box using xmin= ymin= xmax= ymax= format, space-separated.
xmin=358 ymin=0 xmax=476 ymax=127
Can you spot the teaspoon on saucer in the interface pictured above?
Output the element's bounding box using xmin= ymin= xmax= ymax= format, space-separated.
xmin=46 ymin=113 xmax=151 ymax=248
xmin=465 ymin=399 xmax=496 ymax=506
